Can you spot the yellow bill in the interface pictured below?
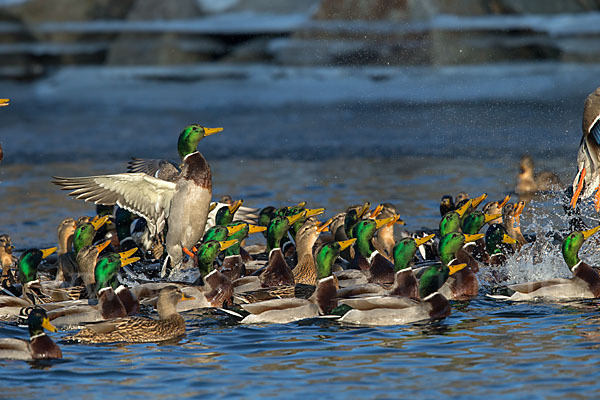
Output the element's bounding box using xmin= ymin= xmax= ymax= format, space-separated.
xmin=484 ymin=213 xmax=502 ymax=223
xmin=95 ymin=240 xmax=111 ymax=253
xmin=203 ymin=127 xmax=223 ymax=136
xmin=471 ymin=193 xmax=488 ymax=208
xmin=502 ymin=234 xmax=517 ymax=244
xmin=498 ymin=195 xmax=511 ymax=209
xmin=374 ymin=216 xmax=395 ymax=230
xmin=415 ymin=234 xmax=435 ymax=247
xmin=463 ymin=233 xmax=484 ymax=243
xmin=448 ymin=263 xmax=467 ymax=275
xmin=0 ymin=99 xmax=9 ymax=107
xmin=317 ymin=217 xmax=333 ymax=233
xmin=90 ymin=215 xmax=110 ymax=231
xmin=582 ymin=225 xmax=600 ymax=240
xmin=455 ymin=199 xmax=473 ymax=217
xmin=338 ymin=238 xmax=357 ymax=251
xmin=219 ymin=239 xmax=238 ymax=251
xmin=42 ymin=317 xmax=58 ymax=333
xmin=287 ymin=211 xmax=306 ymax=226
xmin=229 ymin=199 xmax=243 ymax=214
xmin=357 ymin=202 xmax=371 ymax=219
xmin=41 ymin=247 xmax=57 ymax=259
xmin=226 ymin=224 xmax=245 ymax=236
xmin=248 ymin=224 xmax=267 ymax=234
xmin=304 ymin=208 xmax=325 ymax=218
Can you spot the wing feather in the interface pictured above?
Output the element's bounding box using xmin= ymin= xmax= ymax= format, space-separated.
xmin=52 ymin=173 xmax=176 ymax=236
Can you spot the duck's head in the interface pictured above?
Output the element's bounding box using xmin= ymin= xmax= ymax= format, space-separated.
xmin=484 ymin=224 xmax=517 ymax=256
xmin=73 ymin=215 xmax=109 ymax=254
xmin=76 ymin=240 xmax=111 ymax=287
xmin=0 ymin=234 xmax=14 ymax=255
xmin=17 ymin=247 xmax=57 ymax=284
xmin=23 ymin=307 xmax=57 ymax=337
xmin=482 ymin=195 xmax=510 ymax=224
xmin=439 ymin=199 xmax=471 ymax=236
xmin=562 ymin=225 xmax=600 ymax=268
xmin=461 ymin=211 xmax=502 ymax=235
xmin=94 ymin=248 xmax=139 ymax=291
xmin=419 ymin=262 xmax=467 ymax=299
xmin=215 ymin=199 xmax=243 ymax=226
xmin=440 ymin=195 xmax=455 ymax=216
xmin=57 ymin=218 xmax=77 ymax=253
xmin=177 ymin=124 xmax=223 ymax=159
xmin=393 ymin=234 xmax=435 ymax=271
xmin=352 ymin=216 xmax=395 ymax=257
xmin=266 ymin=212 xmax=305 ymax=251
xmin=438 ymin=232 xmax=483 ymax=266
xmin=189 ymin=239 xmax=237 ymax=275
xmin=519 ymin=155 xmax=535 ymax=178
xmin=157 ymin=286 xmax=195 ymax=318
xmin=203 ymin=223 xmax=245 ymax=243
xmin=315 ymin=238 xmax=356 ymax=278
xmin=344 ymin=202 xmax=370 ymax=238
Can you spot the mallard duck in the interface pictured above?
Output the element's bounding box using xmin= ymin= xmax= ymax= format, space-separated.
xmin=461 ymin=210 xmax=501 ymax=263
xmin=337 ymin=291 xmax=451 ymax=326
xmin=348 ymin=216 xmax=397 ymax=284
xmin=493 ymin=226 xmax=600 ymax=301
xmin=56 ymin=215 xmax=109 ymax=284
xmin=392 ymin=234 xmax=435 ymax=272
xmin=439 ymin=200 xmax=472 ymax=236
xmin=482 ymin=195 xmax=511 ymax=226
xmin=371 ymin=203 xmax=404 ymax=257
xmin=571 ymin=87 xmax=600 ymax=210
xmin=219 ymin=222 xmax=266 ymax=280
xmin=440 ymin=195 xmax=455 ymax=217
xmin=0 ymin=307 xmax=61 ymax=360
xmin=418 ymin=232 xmax=483 ymax=300
xmin=516 ymin=155 xmax=561 ymax=195
xmin=127 ymin=124 xmax=222 ymax=181
xmin=183 ymin=239 xmax=237 ymax=277
xmin=502 ymin=201 xmax=527 ymax=249
xmin=67 ymin=286 xmax=193 ymax=343
xmin=52 ymin=126 xmax=214 ymax=276
xmin=56 ymin=218 xmax=77 ymax=256
xmin=0 ymin=234 xmax=16 ymax=282
xmin=239 ymin=275 xmax=338 ymax=324
xmin=292 ymin=217 xmax=330 ymax=286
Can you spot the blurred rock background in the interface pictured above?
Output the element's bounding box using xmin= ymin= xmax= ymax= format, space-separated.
xmin=2 ymin=0 xmax=600 ymax=79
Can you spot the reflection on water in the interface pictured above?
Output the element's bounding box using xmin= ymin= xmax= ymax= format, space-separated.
xmin=2 ymin=102 xmax=600 ymax=397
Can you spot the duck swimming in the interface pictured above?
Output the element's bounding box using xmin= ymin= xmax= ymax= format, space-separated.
xmin=67 ymin=286 xmax=193 ymax=343
xmin=516 ymin=155 xmax=561 ymax=195
xmin=0 ymin=307 xmax=61 ymax=360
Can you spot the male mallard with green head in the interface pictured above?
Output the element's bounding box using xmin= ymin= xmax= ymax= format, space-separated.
xmin=52 ymin=125 xmax=216 ymax=276
xmin=0 ymin=307 xmax=61 ymax=360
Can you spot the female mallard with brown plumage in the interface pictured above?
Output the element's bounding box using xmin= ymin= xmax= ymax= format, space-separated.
xmin=67 ymin=286 xmax=193 ymax=343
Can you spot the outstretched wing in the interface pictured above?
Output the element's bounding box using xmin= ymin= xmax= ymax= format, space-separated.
xmin=127 ymin=158 xmax=181 ymax=182
xmin=52 ymin=173 xmax=176 ymax=236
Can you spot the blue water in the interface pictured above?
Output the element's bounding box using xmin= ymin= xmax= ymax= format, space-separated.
xmin=1 ymin=71 xmax=599 ymax=398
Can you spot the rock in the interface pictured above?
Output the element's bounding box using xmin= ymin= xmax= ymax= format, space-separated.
xmin=107 ymin=33 xmax=225 ymax=65
xmin=313 ymin=0 xmax=409 ymax=20
xmin=125 ymin=0 xmax=202 ymax=20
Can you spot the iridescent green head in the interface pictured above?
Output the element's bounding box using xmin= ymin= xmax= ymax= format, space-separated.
xmin=393 ymin=234 xmax=435 ymax=271
xmin=18 ymin=247 xmax=57 ymax=284
xmin=439 ymin=200 xmax=472 ymax=236
xmin=562 ymin=226 xmax=600 ymax=268
xmin=267 ymin=212 xmax=305 ymax=251
xmin=315 ymin=239 xmax=356 ymax=279
xmin=95 ymin=249 xmax=139 ymax=292
xmin=177 ymin=124 xmax=223 ymax=159
xmin=344 ymin=202 xmax=370 ymax=238
xmin=73 ymin=215 xmax=109 ymax=255
xmin=462 ymin=211 xmax=501 ymax=235
xmin=195 ymin=239 xmax=237 ymax=275
xmin=215 ymin=200 xmax=243 ymax=226
xmin=352 ymin=216 xmax=395 ymax=258
xmin=438 ymin=232 xmax=465 ymax=266
xmin=485 ymin=224 xmax=516 ymax=256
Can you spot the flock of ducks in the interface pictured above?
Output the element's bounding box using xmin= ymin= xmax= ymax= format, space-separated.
xmin=1 ymin=87 xmax=600 ymax=362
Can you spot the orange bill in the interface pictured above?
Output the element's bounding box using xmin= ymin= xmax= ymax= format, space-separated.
xmin=471 ymin=193 xmax=488 ymax=209
xmin=203 ymin=127 xmax=223 ymax=136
